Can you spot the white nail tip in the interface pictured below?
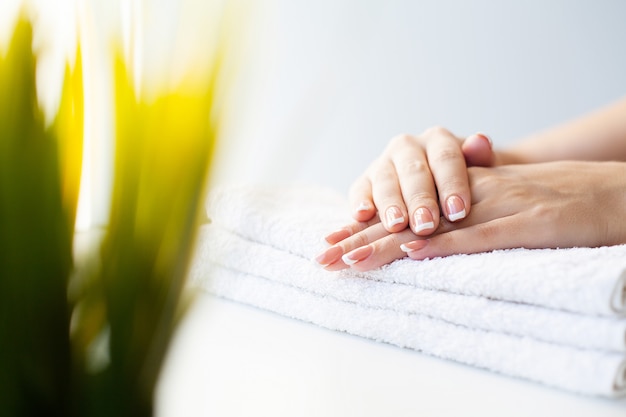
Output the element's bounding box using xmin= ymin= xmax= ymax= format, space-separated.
xmin=387 ymin=216 xmax=405 ymax=227
xmin=312 ymin=260 xmax=329 ymax=268
xmin=415 ymin=221 xmax=435 ymax=233
xmin=448 ymin=209 xmax=466 ymax=222
xmin=356 ymin=202 xmax=370 ymax=211
xmin=400 ymin=244 xmax=413 ymax=253
xmin=341 ymin=254 xmax=358 ymax=265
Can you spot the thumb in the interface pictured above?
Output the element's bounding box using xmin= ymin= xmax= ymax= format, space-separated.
xmin=462 ymin=133 xmax=494 ymax=167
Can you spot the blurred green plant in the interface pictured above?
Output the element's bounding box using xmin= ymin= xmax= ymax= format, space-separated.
xmin=0 ymin=17 xmax=76 ymax=417
xmin=0 ymin=14 xmax=220 ymax=417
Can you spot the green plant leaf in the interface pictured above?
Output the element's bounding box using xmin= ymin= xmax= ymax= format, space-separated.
xmin=0 ymin=17 xmax=73 ymax=417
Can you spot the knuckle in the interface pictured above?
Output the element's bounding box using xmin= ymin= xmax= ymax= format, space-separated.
xmin=468 ymin=167 xmax=489 ymax=188
xmin=366 ymin=158 xmax=394 ymax=179
xmin=429 ymin=147 xmax=464 ymax=165
xmin=422 ymin=125 xmax=450 ymax=137
xmin=475 ymin=222 xmax=500 ymax=242
xmin=369 ymin=166 xmax=397 ymax=186
xmin=388 ymin=133 xmax=416 ymax=150
xmin=437 ymin=177 xmax=468 ymax=195
xmin=405 ymin=191 xmax=437 ymax=209
xmin=528 ymin=203 xmax=559 ymax=240
xmin=382 ymin=233 xmax=404 ymax=251
xmin=397 ymin=158 xmax=429 ymax=177
xmin=347 ymin=232 xmax=370 ymax=249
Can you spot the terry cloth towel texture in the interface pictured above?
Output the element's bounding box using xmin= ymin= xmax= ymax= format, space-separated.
xmin=188 ymin=184 xmax=626 ymax=397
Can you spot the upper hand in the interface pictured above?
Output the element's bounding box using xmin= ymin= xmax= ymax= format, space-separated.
xmin=348 ymin=127 xmax=494 ymax=238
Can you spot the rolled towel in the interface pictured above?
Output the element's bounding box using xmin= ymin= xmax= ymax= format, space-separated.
xmin=205 ymin=184 xmax=626 ymax=317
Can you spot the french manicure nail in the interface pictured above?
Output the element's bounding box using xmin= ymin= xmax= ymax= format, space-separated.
xmin=414 ymin=207 xmax=435 ymax=233
xmin=446 ymin=195 xmax=466 ymax=222
xmin=314 ymin=245 xmax=343 ymax=266
xmin=341 ymin=245 xmax=373 ymax=265
xmin=385 ymin=206 xmax=405 ymax=228
xmin=400 ymin=239 xmax=429 ymax=253
xmin=356 ymin=201 xmax=371 ymax=212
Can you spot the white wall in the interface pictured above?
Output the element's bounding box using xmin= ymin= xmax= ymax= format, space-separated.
xmin=215 ymin=0 xmax=626 ymax=194
xmin=3 ymin=0 xmax=626 ymax=217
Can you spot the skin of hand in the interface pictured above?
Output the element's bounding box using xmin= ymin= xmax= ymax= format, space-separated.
xmin=316 ymin=161 xmax=626 ymax=272
xmin=346 ymin=127 xmax=494 ymax=241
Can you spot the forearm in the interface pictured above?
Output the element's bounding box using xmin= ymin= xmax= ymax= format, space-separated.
xmin=495 ymin=96 xmax=626 ymax=165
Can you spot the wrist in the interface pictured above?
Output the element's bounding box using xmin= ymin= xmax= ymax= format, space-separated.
xmin=493 ymin=150 xmax=527 ymax=166
xmin=597 ymin=161 xmax=626 ymax=246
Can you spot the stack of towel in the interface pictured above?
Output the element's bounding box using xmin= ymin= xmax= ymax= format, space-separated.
xmin=188 ymin=183 xmax=626 ymax=397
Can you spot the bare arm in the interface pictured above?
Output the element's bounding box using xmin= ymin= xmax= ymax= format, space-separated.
xmin=497 ymin=97 xmax=626 ymax=165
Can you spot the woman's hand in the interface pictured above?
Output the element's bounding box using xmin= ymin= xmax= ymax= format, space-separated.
xmin=347 ymin=127 xmax=494 ymax=239
xmin=316 ymin=161 xmax=626 ymax=271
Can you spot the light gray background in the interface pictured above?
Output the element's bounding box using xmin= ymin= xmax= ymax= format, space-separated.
xmin=3 ymin=0 xmax=624 ymax=222
xmin=215 ymin=0 xmax=626 ymax=194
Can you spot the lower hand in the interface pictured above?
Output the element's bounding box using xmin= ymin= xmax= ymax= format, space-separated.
xmin=316 ymin=161 xmax=626 ymax=271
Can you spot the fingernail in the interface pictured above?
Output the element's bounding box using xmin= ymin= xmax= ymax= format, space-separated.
xmin=413 ymin=207 xmax=435 ymax=233
xmin=400 ymin=239 xmax=429 ymax=253
xmin=314 ymin=245 xmax=343 ymax=266
xmin=385 ymin=206 xmax=405 ymax=228
xmin=341 ymin=245 xmax=373 ymax=265
xmin=476 ymin=132 xmax=493 ymax=148
xmin=446 ymin=195 xmax=466 ymax=222
xmin=356 ymin=201 xmax=371 ymax=212
xmin=324 ymin=228 xmax=352 ymax=244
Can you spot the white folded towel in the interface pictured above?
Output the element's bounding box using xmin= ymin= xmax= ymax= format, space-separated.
xmin=195 ymin=262 xmax=626 ymax=398
xmin=204 ymin=184 xmax=626 ymax=317
xmin=198 ymin=225 xmax=626 ymax=353
xmin=189 ymin=183 xmax=626 ymax=397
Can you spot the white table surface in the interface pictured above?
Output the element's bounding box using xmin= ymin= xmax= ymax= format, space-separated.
xmin=157 ymin=293 xmax=626 ymax=417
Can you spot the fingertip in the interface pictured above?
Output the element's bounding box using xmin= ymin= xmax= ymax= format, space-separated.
xmin=462 ymin=132 xmax=494 ymax=167
xmin=404 ymin=239 xmax=434 ymax=260
xmin=411 ymin=207 xmax=437 ymax=236
xmin=383 ymin=205 xmax=408 ymax=232
xmin=341 ymin=244 xmax=374 ymax=266
xmin=314 ymin=245 xmax=343 ymax=266
xmin=352 ymin=200 xmax=375 ymax=221
xmin=400 ymin=239 xmax=429 ymax=253
xmin=475 ymin=132 xmax=493 ymax=148
xmin=445 ymin=195 xmax=468 ymax=222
